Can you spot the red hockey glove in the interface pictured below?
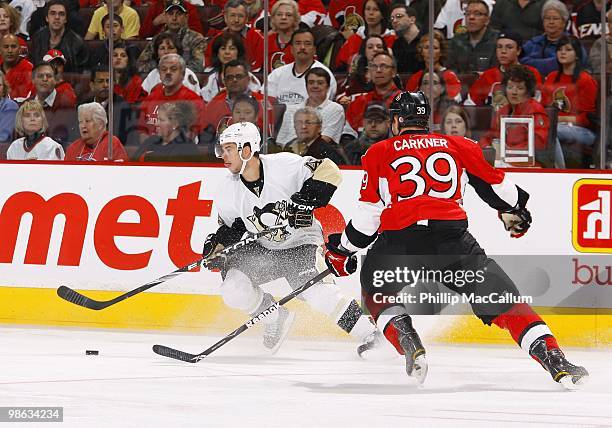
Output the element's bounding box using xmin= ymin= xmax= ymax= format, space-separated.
xmin=324 ymin=233 xmax=357 ymax=277
xmin=498 ymin=206 xmax=532 ymax=238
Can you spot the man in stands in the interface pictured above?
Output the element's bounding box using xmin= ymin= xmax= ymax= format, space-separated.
xmin=43 ymin=49 xmax=77 ymax=103
xmin=342 ymin=52 xmax=401 ymax=139
xmin=447 ymin=0 xmax=498 ymax=73
xmin=391 ymin=4 xmax=424 ymax=74
xmin=344 ymin=102 xmax=390 ymax=165
xmin=0 ymin=34 xmax=34 ymax=102
xmin=467 ymin=31 xmax=543 ymax=107
xmin=203 ymin=59 xmax=272 ymax=137
xmin=205 ymin=0 xmax=264 ymax=71
xmin=29 ymin=62 xmax=77 ymax=145
xmin=86 ymin=66 xmax=138 ymax=146
xmin=268 ymin=28 xmax=336 ymax=107
xmin=137 ymin=0 xmax=206 ymax=73
xmin=29 ymin=0 xmax=89 ymax=73
xmin=85 ymin=0 xmax=140 ymax=40
xmin=138 ymin=53 xmax=205 ymax=139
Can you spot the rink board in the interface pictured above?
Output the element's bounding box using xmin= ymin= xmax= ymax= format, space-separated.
xmin=0 ymin=163 xmax=611 ymax=346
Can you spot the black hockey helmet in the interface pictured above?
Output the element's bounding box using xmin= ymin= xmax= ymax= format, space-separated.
xmin=388 ymin=91 xmax=430 ymax=130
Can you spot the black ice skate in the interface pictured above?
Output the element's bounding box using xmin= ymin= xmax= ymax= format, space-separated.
xmin=391 ymin=315 xmax=428 ymax=384
xmin=529 ymin=338 xmax=589 ymax=390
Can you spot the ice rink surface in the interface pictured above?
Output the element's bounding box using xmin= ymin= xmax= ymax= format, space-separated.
xmin=1 ymin=326 xmax=611 ymax=428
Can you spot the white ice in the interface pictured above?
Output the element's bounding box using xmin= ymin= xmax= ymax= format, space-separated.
xmin=1 ymin=326 xmax=611 ymax=428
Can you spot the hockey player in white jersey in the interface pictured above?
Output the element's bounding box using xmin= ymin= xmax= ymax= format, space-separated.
xmin=203 ymin=121 xmax=382 ymax=355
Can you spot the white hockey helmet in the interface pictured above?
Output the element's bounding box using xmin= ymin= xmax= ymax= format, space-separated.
xmin=215 ymin=121 xmax=261 ymax=158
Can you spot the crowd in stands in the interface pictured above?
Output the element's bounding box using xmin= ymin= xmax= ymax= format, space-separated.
xmin=0 ymin=0 xmax=610 ymax=168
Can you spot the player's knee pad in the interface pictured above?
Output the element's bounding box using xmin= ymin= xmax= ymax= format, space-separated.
xmin=221 ymin=268 xmax=261 ymax=311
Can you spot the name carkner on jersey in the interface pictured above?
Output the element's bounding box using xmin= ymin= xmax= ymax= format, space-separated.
xmin=394 ymin=137 xmax=449 ymax=151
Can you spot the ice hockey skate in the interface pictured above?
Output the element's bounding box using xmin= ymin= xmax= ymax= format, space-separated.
xmin=529 ymin=338 xmax=589 ymax=390
xmin=391 ymin=315 xmax=428 ymax=384
xmin=262 ymin=304 xmax=295 ymax=354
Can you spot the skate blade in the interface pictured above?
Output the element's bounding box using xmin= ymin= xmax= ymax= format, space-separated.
xmin=559 ymin=373 xmax=588 ymax=391
xmin=266 ymin=312 xmax=296 ymax=355
xmin=411 ymin=355 xmax=428 ymax=385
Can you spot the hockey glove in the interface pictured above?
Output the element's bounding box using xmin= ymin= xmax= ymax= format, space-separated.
xmin=287 ymin=192 xmax=316 ymax=229
xmin=324 ymin=233 xmax=357 ymax=277
xmin=202 ymin=233 xmax=226 ymax=269
xmin=498 ymin=206 xmax=532 ymax=238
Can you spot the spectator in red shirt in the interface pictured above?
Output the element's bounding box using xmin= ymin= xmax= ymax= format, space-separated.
xmin=467 ymin=31 xmax=542 ymax=107
xmin=266 ymin=0 xmax=299 ymax=71
xmin=0 ymin=34 xmax=34 ymax=102
xmin=112 ymin=43 xmax=146 ymax=104
xmin=481 ymin=65 xmax=565 ymax=167
xmin=43 ymin=49 xmax=77 ymax=103
xmin=138 ymin=53 xmax=206 ymax=139
xmin=203 ymin=59 xmax=273 ymax=137
xmin=336 ymin=34 xmax=386 ymax=107
xmin=343 ymin=51 xmax=402 ymax=138
xmin=205 ymin=0 xmax=265 ymax=71
xmin=542 ymin=35 xmax=598 ymax=166
xmin=335 ymin=0 xmax=396 ymax=71
xmin=65 ymin=102 xmax=128 ymax=161
xmin=405 ymin=30 xmax=463 ymax=103
xmin=139 ymin=0 xmax=204 ymax=39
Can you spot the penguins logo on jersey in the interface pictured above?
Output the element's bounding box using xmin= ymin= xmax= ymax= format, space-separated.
xmin=247 ymin=201 xmax=291 ymax=242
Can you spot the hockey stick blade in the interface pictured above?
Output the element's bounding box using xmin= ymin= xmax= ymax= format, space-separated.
xmin=152 ymin=268 xmax=331 ymax=363
xmin=56 ymin=225 xmax=287 ymax=311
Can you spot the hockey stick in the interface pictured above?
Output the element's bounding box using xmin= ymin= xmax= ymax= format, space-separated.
xmin=152 ymin=268 xmax=332 ymax=362
xmin=56 ymin=225 xmax=287 ymax=310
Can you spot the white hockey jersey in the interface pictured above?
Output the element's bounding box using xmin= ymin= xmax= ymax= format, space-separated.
xmin=7 ymin=136 xmax=65 ymax=160
xmin=215 ymin=152 xmax=325 ymax=251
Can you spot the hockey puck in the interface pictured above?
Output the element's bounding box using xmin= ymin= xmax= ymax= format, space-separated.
xmin=85 ymin=350 xmax=99 ymax=355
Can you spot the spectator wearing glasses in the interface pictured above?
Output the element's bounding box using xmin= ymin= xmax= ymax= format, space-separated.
xmin=284 ymin=107 xmax=348 ymax=165
xmin=405 ymin=31 xmax=463 ymax=103
xmin=390 ymin=5 xmax=423 ymax=74
xmin=7 ymin=100 xmax=64 ymax=160
xmin=490 ymin=0 xmax=545 ymax=41
xmin=522 ymin=0 xmax=587 ymax=76
xmin=65 ymin=102 xmax=128 ymax=161
xmin=434 ymin=0 xmax=495 ymax=39
xmin=337 ymin=34 xmax=386 ymax=107
xmin=447 ymin=0 xmax=498 ymax=73
xmin=342 ymin=51 xmax=402 ymax=138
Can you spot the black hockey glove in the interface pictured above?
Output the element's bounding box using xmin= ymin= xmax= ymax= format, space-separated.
xmin=498 ymin=206 xmax=532 ymax=238
xmin=202 ymin=233 xmax=226 ymax=269
xmin=287 ymin=192 xmax=316 ymax=229
xmin=324 ymin=233 xmax=357 ymax=277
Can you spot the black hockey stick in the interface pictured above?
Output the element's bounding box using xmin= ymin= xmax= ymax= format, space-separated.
xmin=152 ymin=268 xmax=332 ymax=362
xmin=56 ymin=225 xmax=287 ymax=310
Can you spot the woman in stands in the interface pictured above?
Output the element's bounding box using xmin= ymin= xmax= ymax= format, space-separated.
xmin=133 ymin=102 xmax=201 ymax=162
xmin=7 ymin=100 xmax=64 ymax=160
xmin=266 ymin=0 xmax=299 ymax=71
xmin=0 ymin=71 xmax=17 ymax=144
xmin=200 ymin=32 xmax=261 ymax=102
xmin=418 ymin=71 xmax=457 ymax=131
xmin=542 ymin=35 xmax=597 ymax=166
xmin=480 ymin=65 xmax=566 ymax=167
xmin=405 ymin=30 xmax=462 ymax=102
xmin=112 ymin=42 xmax=146 ymax=103
xmin=139 ymin=32 xmax=201 ymax=95
xmin=336 ymin=34 xmax=386 ymax=106
xmin=65 ymin=102 xmax=128 ymax=161
xmin=335 ymin=0 xmax=395 ymax=71
xmin=441 ymin=104 xmax=471 ymax=138
xmin=0 ymin=3 xmax=28 ymax=55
